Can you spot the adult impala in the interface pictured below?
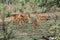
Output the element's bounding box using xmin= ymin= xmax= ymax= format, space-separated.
xmin=11 ymin=9 xmax=23 ymax=29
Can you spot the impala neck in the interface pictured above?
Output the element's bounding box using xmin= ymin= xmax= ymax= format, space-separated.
xmin=17 ymin=11 xmax=22 ymax=16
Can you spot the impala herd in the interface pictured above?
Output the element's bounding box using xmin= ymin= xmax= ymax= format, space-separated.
xmin=10 ymin=9 xmax=52 ymax=31
xmin=0 ymin=9 xmax=55 ymax=31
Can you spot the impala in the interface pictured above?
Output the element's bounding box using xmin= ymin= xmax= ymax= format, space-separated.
xmin=11 ymin=9 xmax=23 ymax=29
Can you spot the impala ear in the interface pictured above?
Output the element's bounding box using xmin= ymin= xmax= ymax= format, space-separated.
xmin=20 ymin=15 xmax=23 ymax=17
xmin=19 ymin=9 xmax=23 ymax=13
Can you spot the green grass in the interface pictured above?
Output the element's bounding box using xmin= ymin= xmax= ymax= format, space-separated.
xmin=0 ymin=20 xmax=60 ymax=40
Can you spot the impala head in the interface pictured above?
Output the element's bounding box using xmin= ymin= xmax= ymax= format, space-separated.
xmin=19 ymin=9 xmax=23 ymax=13
xmin=18 ymin=9 xmax=23 ymax=15
xmin=25 ymin=12 xmax=30 ymax=18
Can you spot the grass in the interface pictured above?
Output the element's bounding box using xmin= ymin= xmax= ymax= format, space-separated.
xmin=0 ymin=19 xmax=60 ymax=40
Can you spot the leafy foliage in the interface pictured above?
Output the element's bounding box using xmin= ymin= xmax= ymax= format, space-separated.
xmin=0 ymin=0 xmax=60 ymax=40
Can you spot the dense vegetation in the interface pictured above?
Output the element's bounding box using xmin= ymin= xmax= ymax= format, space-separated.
xmin=0 ymin=0 xmax=60 ymax=40
xmin=0 ymin=0 xmax=60 ymax=13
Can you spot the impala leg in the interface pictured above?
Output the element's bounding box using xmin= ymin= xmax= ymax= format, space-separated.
xmin=32 ymin=24 xmax=39 ymax=32
xmin=45 ymin=20 xmax=48 ymax=26
xmin=25 ymin=20 xmax=28 ymax=27
xmin=16 ymin=19 xmax=20 ymax=29
xmin=10 ymin=19 xmax=14 ymax=25
xmin=32 ymin=25 xmax=36 ymax=31
xmin=24 ymin=22 xmax=27 ymax=27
